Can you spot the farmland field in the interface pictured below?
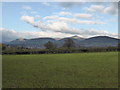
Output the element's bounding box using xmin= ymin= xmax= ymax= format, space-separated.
xmin=3 ymin=52 xmax=118 ymax=88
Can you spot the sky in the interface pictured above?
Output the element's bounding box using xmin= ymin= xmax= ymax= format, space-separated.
xmin=0 ymin=2 xmax=118 ymax=42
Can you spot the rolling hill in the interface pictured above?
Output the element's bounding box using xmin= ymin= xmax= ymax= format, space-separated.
xmin=6 ymin=36 xmax=119 ymax=48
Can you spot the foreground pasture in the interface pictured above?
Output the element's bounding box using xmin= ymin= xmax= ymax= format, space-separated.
xmin=3 ymin=52 xmax=118 ymax=88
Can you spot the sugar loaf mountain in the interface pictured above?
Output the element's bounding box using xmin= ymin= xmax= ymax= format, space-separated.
xmin=6 ymin=36 xmax=119 ymax=49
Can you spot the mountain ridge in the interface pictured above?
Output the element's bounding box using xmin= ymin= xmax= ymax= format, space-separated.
xmin=6 ymin=35 xmax=119 ymax=48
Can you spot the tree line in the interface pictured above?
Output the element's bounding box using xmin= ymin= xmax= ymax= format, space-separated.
xmin=1 ymin=38 xmax=120 ymax=55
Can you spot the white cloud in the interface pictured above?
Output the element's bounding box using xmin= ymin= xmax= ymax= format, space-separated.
xmin=0 ymin=28 xmax=73 ymax=42
xmin=22 ymin=6 xmax=32 ymax=10
xmin=58 ymin=12 xmax=92 ymax=19
xmin=43 ymin=15 xmax=105 ymax=25
xmin=76 ymin=20 xmax=106 ymax=24
xmin=20 ymin=15 xmax=117 ymax=39
xmin=85 ymin=5 xmax=105 ymax=13
xmin=43 ymin=15 xmax=59 ymax=20
xmin=1 ymin=28 xmax=22 ymax=42
xmin=21 ymin=16 xmax=35 ymax=24
xmin=58 ymin=11 xmax=72 ymax=16
xmin=1 ymin=27 xmax=118 ymax=42
xmin=74 ymin=13 xmax=92 ymax=19
xmin=104 ymin=3 xmax=118 ymax=15
xmin=43 ymin=11 xmax=105 ymax=25
xmin=85 ymin=3 xmax=118 ymax=16
xmin=48 ymin=21 xmax=69 ymax=32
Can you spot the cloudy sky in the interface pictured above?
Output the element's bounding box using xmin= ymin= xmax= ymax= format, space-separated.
xmin=0 ymin=2 xmax=118 ymax=42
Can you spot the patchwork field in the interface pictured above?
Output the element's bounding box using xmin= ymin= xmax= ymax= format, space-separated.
xmin=3 ymin=52 xmax=118 ymax=88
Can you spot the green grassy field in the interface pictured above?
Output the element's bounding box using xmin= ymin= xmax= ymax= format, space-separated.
xmin=3 ymin=52 xmax=118 ymax=88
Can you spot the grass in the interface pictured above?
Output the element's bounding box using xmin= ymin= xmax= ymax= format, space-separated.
xmin=2 ymin=52 xmax=118 ymax=88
